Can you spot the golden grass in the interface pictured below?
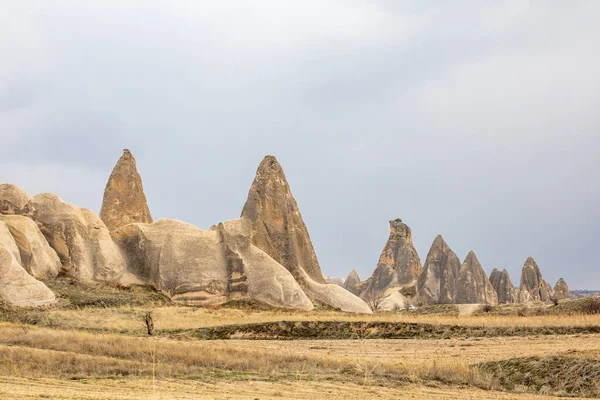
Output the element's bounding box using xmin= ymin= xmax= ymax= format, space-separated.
xmin=18 ymin=306 xmax=600 ymax=335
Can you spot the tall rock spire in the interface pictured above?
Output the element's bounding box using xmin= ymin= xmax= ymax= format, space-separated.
xmin=455 ymin=251 xmax=498 ymax=305
xmin=416 ymin=235 xmax=460 ymax=305
xmin=100 ymin=149 xmax=153 ymax=231
xmin=518 ymin=257 xmax=549 ymax=302
xmin=343 ymin=269 xmax=361 ymax=296
xmin=241 ymin=155 xmax=324 ymax=284
xmin=490 ymin=268 xmax=517 ymax=303
xmin=365 ymin=218 xmax=422 ymax=292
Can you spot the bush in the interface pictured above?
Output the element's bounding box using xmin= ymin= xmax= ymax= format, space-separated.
xmin=580 ymin=297 xmax=600 ymax=315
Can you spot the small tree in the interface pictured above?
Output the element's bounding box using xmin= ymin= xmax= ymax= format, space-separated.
xmin=364 ymin=291 xmax=384 ymax=312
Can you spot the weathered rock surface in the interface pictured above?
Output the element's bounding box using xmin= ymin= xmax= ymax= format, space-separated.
xmin=489 ymin=268 xmax=517 ymax=304
xmin=0 ymin=221 xmax=21 ymax=264
xmin=455 ymin=251 xmax=498 ymax=305
xmin=518 ymin=257 xmax=549 ymax=302
xmin=343 ymin=269 xmax=361 ymax=296
xmin=23 ymin=193 xmax=126 ymax=282
xmin=361 ymin=219 xmax=422 ymax=309
xmin=0 ymin=215 xmax=61 ymax=279
xmin=416 ymin=235 xmax=460 ymax=305
xmin=241 ymin=156 xmax=324 ymax=284
xmin=241 ymin=156 xmax=371 ymax=313
xmin=0 ymin=245 xmax=55 ymax=307
xmin=0 ymin=184 xmax=31 ymax=215
xmin=100 ymin=149 xmax=153 ymax=231
xmin=552 ymin=278 xmax=571 ymax=300
xmin=213 ymin=218 xmax=314 ymax=310
xmin=113 ymin=218 xmax=314 ymax=310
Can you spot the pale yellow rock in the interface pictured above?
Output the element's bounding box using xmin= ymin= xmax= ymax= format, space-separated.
xmin=0 ymin=245 xmax=55 ymax=307
xmin=0 ymin=215 xmax=61 ymax=279
xmin=24 ymin=193 xmax=126 ymax=282
xmin=0 ymin=221 xmax=21 ymax=264
xmin=0 ymin=184 xmax=31 ymax=215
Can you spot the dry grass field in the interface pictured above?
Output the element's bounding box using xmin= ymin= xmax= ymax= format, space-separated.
xmin=0 ymin=281 xmax=599 ymax=399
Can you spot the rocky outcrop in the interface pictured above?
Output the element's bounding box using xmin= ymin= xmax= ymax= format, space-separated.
xmin=343 ymin=269 xmax=361 ymax=296
xmin=416 ymin=235 xmax=460 ymax=305
xmin=518 ymin=257 xmax=549 ymax=302
xmin=552 ymin=278 xmax=571 ymax=301
xmin=0 ymin=221 xmax=21 ymax=264
xmin=455 ymin=251 xmax=498 ymax=305
xmin=0 ymin=184 xmax=31 ymax=215
xmin=360 ymin=219 xmax=422 ymax=310
xmin=489 ymin=268 xmax=517 ymax=303
xmin=0 ymin=215 xmax=61 ymax=279
xmin=240 ymin=156 xmax=371 ymax=313
xmin=23 ymin=193 xmax=126 ymax=283
xmin=241 ymin=156 xmax=324 ymax=284
xmin=113 ymin=218 xmax=314 ymax=310
xmin=100 ymin=149 xmax=153 ymax=231
xmin=0 ymin=245 xmax=55 ymax=307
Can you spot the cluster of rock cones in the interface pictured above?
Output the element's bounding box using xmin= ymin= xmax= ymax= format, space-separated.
xmin=342 ymin=222 xmax=571 ymax=310
xmin=0 ymin=151 xmax=570 ymax=312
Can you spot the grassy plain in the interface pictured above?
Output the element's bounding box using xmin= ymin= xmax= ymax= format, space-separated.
xmin=0 ymin=280 xmax=598 ymax=399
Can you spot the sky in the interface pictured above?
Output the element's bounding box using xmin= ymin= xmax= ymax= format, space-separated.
xmin=1 ymin=1 xmax=599 ymax=289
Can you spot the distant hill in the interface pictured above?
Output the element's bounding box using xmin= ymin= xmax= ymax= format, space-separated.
xmin=571 ymin=289 xmax=600 ymax=298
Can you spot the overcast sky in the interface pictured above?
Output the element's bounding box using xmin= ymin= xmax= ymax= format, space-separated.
xmin=1 ymin=1 xmax=599 ymax=289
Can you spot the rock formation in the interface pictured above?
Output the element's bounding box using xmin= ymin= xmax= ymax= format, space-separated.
xmin=0 ymin=244 xmax=55 ymax=307
xmin=0 ymin=215 xmax=61 ymax=279
xmin=240 ymin=156 xmax=371 ymax=313
xmin=100 ymin=149 xmax=153 ymax=231
xmin=113 ymin=218 xmax=314 ymax=310
xmin=518 ymin=257 xmax=549 ymax=302
xmin=552 ymin=278 xmax=571 ymax=301
xmin=343 ymin=269 xmax=361 ymax=296
xmin=0 ymin=184 xmax=31 ymax=215
xmin=454 ymin=251 xmax=498 ymax=305
xmin=360 ymin=219 xmax=422 ymax=310
xmin=24 ymin=193 xmax=127 ymax=282
xmin=241 ymin=156 xmax=323 ymax=284
xmin=489 ymin=268 xmax=517 ymax=303
xmin=0 ymin=220 xmax=22 ymax=264
xmin=416 ymin=235 xmax=460 ymax=305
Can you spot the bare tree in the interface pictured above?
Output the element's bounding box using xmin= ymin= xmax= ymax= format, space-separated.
xmin=364 ymin=291 xmax=384 ymax=312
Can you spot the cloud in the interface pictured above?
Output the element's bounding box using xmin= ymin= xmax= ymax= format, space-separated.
xmin=1 ymin=0 xmax=599 ymax=289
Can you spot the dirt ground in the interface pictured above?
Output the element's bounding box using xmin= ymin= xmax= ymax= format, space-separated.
xmin=0 ymin=375 xmax=588 ymax=400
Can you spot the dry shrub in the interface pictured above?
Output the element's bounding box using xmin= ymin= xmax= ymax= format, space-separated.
xmin=477 ymin=356 xmax=600 ymax=398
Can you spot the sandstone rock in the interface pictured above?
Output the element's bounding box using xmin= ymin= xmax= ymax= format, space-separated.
xmin=0 ymin=245 xmax=55 ymax=307
xmin=240 ymin=156 xmax=371 ymax=313
xmin=23 ymin=193 xmax=126 ymax=282
xmin=454 ymin=251 xmax=498 ymax=305
xmin=113 ymin=219 xmax=228 ymax=304
xmin=113 ymin=218 xmax=314 ymax=310
xmin=552 ymin=278 xmax=571 ymax=300
xmin=212 ymin=218 xmax=314 ymax=310
xmin=0 ymin=184 xmax=31 ymax=215
xmin=416 ymin=235 xmax=460 ymax=305
xmin=241 ymin=155 xmax=324 ymax=284
xmin=518 ymin=257 xmax=548 ymax=302
xmin=361 ymin=219 xmax=422 ymax=309
xmin=489 ymin=268 xmax=517 ymax=303
xmin=0 ymin=221 xmax=21 ymax=264
xmin=100 ymin=149 xmax=153 ymax=231
xmin=0 ymin=215 xmax=61 ymax=279
xmin=342 ymin=269 xmax=361 ymax=296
